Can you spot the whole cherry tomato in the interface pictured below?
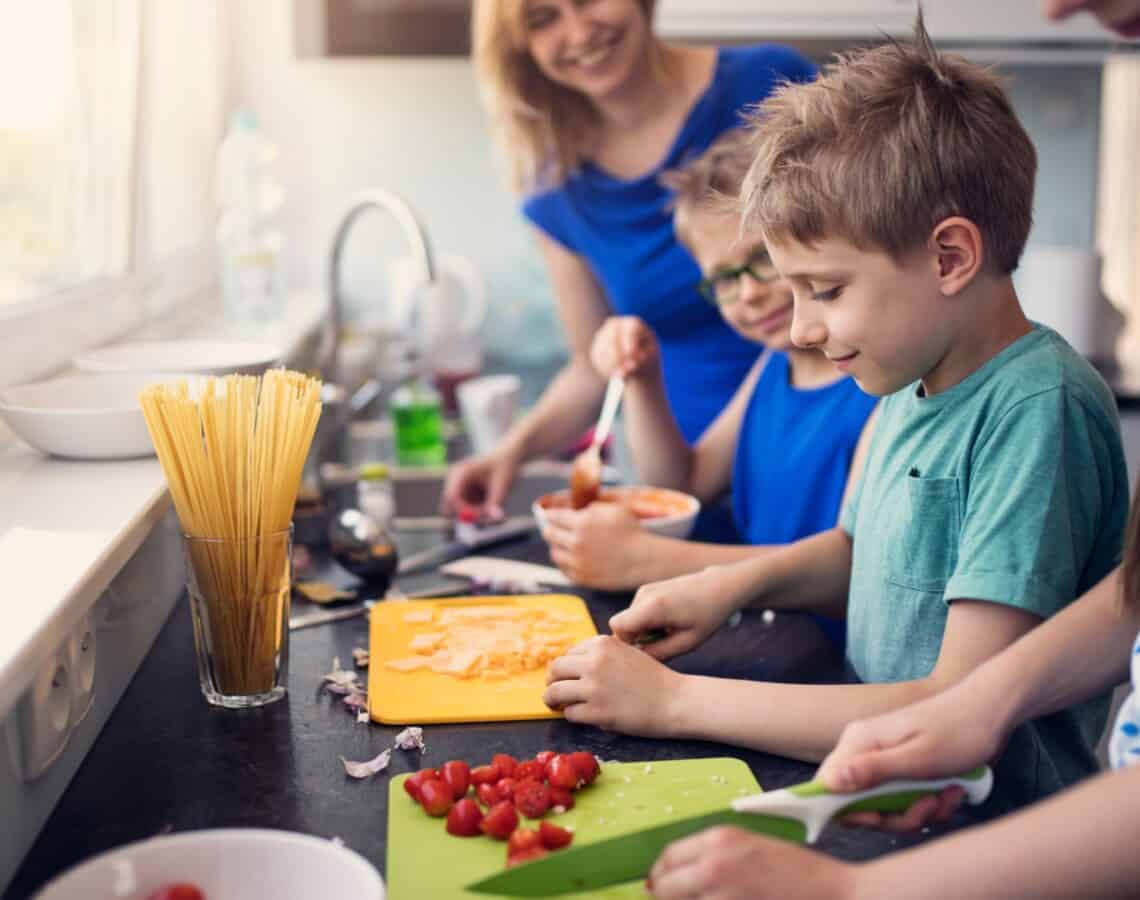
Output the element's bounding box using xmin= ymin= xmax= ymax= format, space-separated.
xmin=480 ymin=800 xmax=519 ymax=840
xmin=513 ymin=780 xmax=552 ymax=819
xmin=538 ymin=821 xmax=574 ymax=850
xmin=534 ymin=750 xmax=556 ymax=767
xmin=514 ymin=760 xmax=545 ymax=782
xmin=418 ymin=778 xmax=454 ymax=817
xmin=446 ymin=797 xmax=484 ymax=836
xmin=471 ymin=763 xmax=501 ymax=786
xmin=568 ymin=751 xmax=600 ymax=786
xmin=545 ymin=755 xmax=581 ymax=791
xmin=548 ymin=786 xmax=575 ymax=812
xmin=440 ymin=760 xmax=471 ymax=800
xmin=492 ymin=753 xmax=519 ymax=778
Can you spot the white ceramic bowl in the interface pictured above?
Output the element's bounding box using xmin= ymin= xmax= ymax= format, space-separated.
xmin=33 ymin=828 xmax=385 ymax=900
xmin=0 ymin=373 xmax=185 ymax=460
xmin=533 ymin=485 xmax=701 ymax=540
xmin=74 ymin=340 xmax=282 ymax=376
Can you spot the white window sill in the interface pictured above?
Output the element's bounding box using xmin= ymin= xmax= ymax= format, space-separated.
xmin=0 ymin=290 xmax=326 ymax=720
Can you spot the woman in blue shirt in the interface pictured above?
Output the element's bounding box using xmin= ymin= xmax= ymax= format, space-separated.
xmin=444 ymin=0 xmax=816 ymax=516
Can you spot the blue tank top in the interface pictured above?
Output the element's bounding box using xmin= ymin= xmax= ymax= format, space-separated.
xmin=733 ymin=352 xmax=878 ymax=645
xmin=522 ymin=45 xmax=817 ymax=443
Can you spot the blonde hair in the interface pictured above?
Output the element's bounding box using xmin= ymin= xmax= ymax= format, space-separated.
xmin=661 ymin=129 xmax=753 ymax=249
xmin=472 ymin=0 xmax=657 ymax=192
xmin=741 ymin=11 xmax=1036 ymax=274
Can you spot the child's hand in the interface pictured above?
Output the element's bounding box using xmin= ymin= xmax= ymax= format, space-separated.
xmin=539 ymin=502 xmax=649 ymax=590
xmin=542 ymin=636 xmax=684 ymax=736
xmin=590 ymin=316 xmax=658 ymax=380
xmin=647 ymin=827 xmax=855 ymax=899
xmin=609 ymin=566 xmax=744 ymax=660
xmin=816 ymin=683 xmax=1005 ymax=831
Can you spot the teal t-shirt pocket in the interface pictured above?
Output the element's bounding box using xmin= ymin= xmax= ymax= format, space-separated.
xmin=885 ymin=473 xmax=961 ymax=594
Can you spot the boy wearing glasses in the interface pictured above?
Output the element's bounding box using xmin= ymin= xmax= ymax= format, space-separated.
xmin=538 ymin=131 xmax=877 ymax=648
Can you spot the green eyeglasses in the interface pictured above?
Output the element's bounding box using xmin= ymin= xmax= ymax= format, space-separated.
xmin=697 ymin=249 xmax=779 ymax=306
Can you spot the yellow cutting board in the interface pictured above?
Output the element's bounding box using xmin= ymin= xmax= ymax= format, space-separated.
xmin=368 ymin=594 xmax=597 ymax=724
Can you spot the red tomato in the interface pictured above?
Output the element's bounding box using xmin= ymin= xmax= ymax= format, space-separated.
xmin=507 ymin=827 xmax=543 ymax=855
xmin=495 ymin=777 xmax=517 ymax=800
xmin=145 ymin=887 xmax=204 ymax=900
xmin=403 ymin=767 xmax=439 ymax=802
xmin=568 ymin=751 xmax=600 ymax=786
xmin=446 ymin=797 xmax=484 ymax=837
xmin=476 ymin=782 xmax=501 ymax=806
xmin=492 ymin=753 xmax=519 ymax=778
xmin=480 ymin=801 xmax=519 ymax=840
xmin=471 ymin=763 xmax=501 ymax=786
xmin=534 ymin=750 xmax=556 ymax=767
xmin=538 ymin=821 xmax=574 ymax=850
xmin=513 ymin=780 xmax=552 ymax=819
xmin=514 ymin=760 xmax=545 ymax=782
xmin=545 ymin=755 xmax=581 ymax=790
xmin=548 ymin=786 xmax=575 ymax=812
xmin=440 ymin=760 xmax=471 ymax=800
xmin=418 ymin=778 xmax=454 ymax=817
xmin=506 ymin=845 xmax=549 ymax=868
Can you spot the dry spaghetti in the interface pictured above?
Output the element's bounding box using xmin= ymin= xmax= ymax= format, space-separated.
xmin=140 ymin=370 xmax=322 ymax=698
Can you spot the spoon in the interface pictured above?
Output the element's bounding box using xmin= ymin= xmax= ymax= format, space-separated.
xmin=569 ymin=376 xmax=624 ymax=510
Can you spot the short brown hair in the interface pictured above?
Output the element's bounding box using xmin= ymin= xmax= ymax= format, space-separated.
xmin=741 ymin=12 xmax=1036 ymax=274
xmin=1123 ymin=485 xmax=1140 ymax=613
xmin=472 ymin=0 xmax=658 ymax=192
xmin=662 ymin=129 xmax=753 ymax=248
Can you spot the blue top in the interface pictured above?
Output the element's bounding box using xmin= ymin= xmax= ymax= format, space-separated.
xmin=733 ymin=352 xmax=877 ymax=645
xmin=522 ymin=45 xmax=817 ymax=443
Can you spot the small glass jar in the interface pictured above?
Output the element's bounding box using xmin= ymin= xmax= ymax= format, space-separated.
xmin=357 ymin=462 xmax=395 ymax=528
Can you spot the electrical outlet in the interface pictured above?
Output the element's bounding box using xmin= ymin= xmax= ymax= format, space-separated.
xmin=67 ymin=612 xmax=96 ymax=727
xmin=17 ymin=649 xmax=72 ymax=782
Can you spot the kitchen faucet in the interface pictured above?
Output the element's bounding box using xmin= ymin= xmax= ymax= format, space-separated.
xmin=321 ymin=188 xmax=437 ymax=388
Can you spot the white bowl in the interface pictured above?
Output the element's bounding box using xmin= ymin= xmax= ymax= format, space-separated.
xmin=33 ymin=828 xmax=385 ymax=900
xmin=533 ymin=485 xmax=701 ymax=540
xmin=74 ymin=340 xmax=282 ymax=376
xmin=0 ymin=373 xmax=184 ymax=460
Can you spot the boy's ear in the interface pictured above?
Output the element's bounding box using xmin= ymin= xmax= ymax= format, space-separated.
xmin=930 ymin=217 xmax=983 ymax=296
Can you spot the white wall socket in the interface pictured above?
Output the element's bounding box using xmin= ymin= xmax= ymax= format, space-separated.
xmin=67 ymin=612 xmax=96 ymax=727
xmin=17 ymin=648 xmax=71 ymax=782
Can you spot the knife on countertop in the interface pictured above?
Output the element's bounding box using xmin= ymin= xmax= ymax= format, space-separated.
xmin=395 ymin=514 xmax=537 ymax=576
xmin=467 ymin=767 xmax=993 ymax=896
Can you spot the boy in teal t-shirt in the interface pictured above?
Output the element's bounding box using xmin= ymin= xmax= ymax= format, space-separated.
xmin=541 ymin=15 xmax=1128 ymax=814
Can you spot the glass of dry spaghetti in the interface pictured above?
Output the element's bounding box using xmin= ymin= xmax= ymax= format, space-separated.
xmin=141 ymin=370 xmax=322 ymax=708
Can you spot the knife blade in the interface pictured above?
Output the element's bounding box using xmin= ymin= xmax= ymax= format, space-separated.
xmin=396 ymin=515 xmax=536 ymax=576
xmin=467 ymin=767 xmax=992 ymax=896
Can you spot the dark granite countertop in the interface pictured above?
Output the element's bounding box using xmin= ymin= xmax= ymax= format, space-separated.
xmin=5 ymin=536 xmax=982 ymax=900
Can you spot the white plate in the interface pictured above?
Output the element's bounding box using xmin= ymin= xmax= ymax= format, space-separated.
xmin=0 ymin=373 xmax=179 ymax=460
xmin=33 ymin=828 xmax=385 ymax=900
xmin=74 ymin=340 xmax=282 ymax=376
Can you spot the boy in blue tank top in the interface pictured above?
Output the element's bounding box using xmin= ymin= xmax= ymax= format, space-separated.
xmin=543 ymin=14 xmax=1128 ymax=814
xmin=538 ymin=131 xmax=877 ymax=649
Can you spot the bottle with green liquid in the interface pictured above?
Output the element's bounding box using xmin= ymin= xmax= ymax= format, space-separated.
xmin=390 ymin=372 xmax=446 ymax=467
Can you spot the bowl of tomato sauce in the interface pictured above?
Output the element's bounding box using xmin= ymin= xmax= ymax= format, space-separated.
xmin=533 ymin=485 xmax=701 ymax=540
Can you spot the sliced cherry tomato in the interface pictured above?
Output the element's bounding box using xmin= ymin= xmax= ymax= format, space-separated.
xmin=513 ymin=779 xmax=552 ymax=819
xmin=568 ymin=751 xmax=600 ymax=786
xmin=440 ymin=760 xmax=471 ymax=800
xmin=538 ymin=821 xmax=574 ymax=850
xmin=495 ymin=776 xmax=517 ymax=800
xmin=548 ymin=786 xmax=575 ymax=812
xmin=534 ymin=750 xmax=556 ymax=767
xmin=480 ymin=800 xmax=519 ymax=840
xmin=514 ymin=760 xmax=545 ymax=782
xmin=545 ymin=754 xmax=581 ymax=790
xmin=446 ymin=797 xmax=484 ymax=836
xmin=507 ymin=827 xmax=543 ymax=855
xmin=471 ymin=763 xmax=501 ymax=786
xmin=492 ymin=753 xmax=519 ymax=778
xmin=476 ymin=782 xmax=501 ymax=806
xmin=145 ymin=887 xmax=204 ymax=900
xmin=418 ymin=778 xmax=454 ymax=817
xmin=403 ymin=767 xmax=439 ymax=802
xmin=506 ymin=845 xmax=549 ymax=868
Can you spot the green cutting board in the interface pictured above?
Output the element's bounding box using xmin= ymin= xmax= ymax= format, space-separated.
xmin=386 ymin=757 xmax=761 ymax=900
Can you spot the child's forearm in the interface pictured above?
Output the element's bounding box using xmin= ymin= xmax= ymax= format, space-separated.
xmin=627 ymin=535 xmax=777 ymax=586
xmin=967 ymin=567 xmax=1134 ymax=741
xmin=731 ymin=527 xmax=853 ymax=618
xmin=621 ymin=370 xmax=695 ymax=491
xmin=853 ymin=764 xmax=1140 ymax=900
xmin=668 ymin=675 xmax=943 ymax=761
